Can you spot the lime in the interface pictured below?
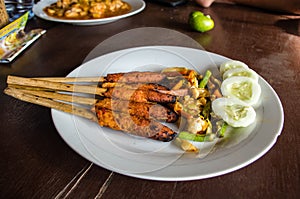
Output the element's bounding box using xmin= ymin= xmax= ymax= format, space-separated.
xmin=189 ymin=11 xmax=214 ymax=32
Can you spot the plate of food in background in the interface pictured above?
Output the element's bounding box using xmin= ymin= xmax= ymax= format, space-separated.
xmin=33 ymin=0 xmax=146 ymax=25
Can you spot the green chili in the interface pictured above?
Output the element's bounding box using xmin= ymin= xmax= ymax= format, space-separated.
xmin=199 ymin=70 xmax=212 ymax=88
xmin=218 ymin=122 xmax=228 ymax=137
xmin=179 ymin=131 xmax=207 ymax=142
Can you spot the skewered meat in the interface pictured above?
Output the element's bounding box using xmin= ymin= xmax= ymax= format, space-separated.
xmin=5 ymin=68 xmax=207 ymax=143
xmin=100 ymin=82 xmax=169 ymax=91
xmin=105 ymin=71 xmax=167 ymax=83
xmin=157 ymin=88 xmax=189 ymax=97
xmin=100 ymin=82 xmax=189 ymax=97
xmin=103 ymin=87 xmax=177 ymax=103
xmin=95 ymin=108 xmax=177 ymax=141
xmin=93 ymin=98 xmax=178 ymax=123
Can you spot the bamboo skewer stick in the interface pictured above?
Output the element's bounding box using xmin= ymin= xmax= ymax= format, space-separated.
xmin=8 ymin=86 xmax=98 ymax=106
xmin=8 ymin=84 xmax=54 ymax=91
xmin=7 ymin=75 xmax=107 ymax=95
xmin=34 ymin=76 xmax=105 ymax=83
xmin=33 ymin=74 xmax=191 ymax=83
xmin=4 ymin=87 xmax=98 ymax=122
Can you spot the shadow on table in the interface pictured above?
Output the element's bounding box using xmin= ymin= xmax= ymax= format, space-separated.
xmin=275 ymin=18 xmax=300 ymax=36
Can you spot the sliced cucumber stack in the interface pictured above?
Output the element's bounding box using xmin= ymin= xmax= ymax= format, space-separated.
xmin=213 ymin=60 xmax=262 ymax=128
xmin=212 ymin=97 xmax=256 ymax=127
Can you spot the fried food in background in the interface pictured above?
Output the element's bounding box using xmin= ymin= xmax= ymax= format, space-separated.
xmin=44 ymin=0 xmax=131 ymax=19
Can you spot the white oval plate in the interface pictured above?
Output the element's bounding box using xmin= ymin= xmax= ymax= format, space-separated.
xmin=51 ymin=46 xmax=284 ymax=181
xmin=33 ymin=0 xmax=145 ymax=25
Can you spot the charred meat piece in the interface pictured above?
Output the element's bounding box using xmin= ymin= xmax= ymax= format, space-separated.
xmin=95 ymin=108 xmax=177 ymax=142
xmin=100 ymin=82 xmax=169 ymax=91
xmin=103 ymin=87 xmax=177 ymax=103
xmin=157 ymin=88 xmax=189 ymax=97
xmin=100 ymin=82 xmax=188 ymax=97
xmin=105 ymin=71 xmax=167 ymax=83
xmin=94 ymin=98 xmax=178 ymax=123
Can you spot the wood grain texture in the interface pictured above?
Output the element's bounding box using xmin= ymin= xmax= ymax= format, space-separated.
xmin=0 ymin=1 xmax=299 ymax=199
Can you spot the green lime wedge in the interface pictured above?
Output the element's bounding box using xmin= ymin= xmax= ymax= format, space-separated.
xmin=189 ymin=11 xmax=215 ymax=32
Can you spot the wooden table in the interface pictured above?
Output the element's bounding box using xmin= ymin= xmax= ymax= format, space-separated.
xmin=1 ymin=1 xmax=299 ymax=198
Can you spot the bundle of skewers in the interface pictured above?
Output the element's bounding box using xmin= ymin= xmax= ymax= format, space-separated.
xmin=4 ymin=67 xmax=223 ymax=146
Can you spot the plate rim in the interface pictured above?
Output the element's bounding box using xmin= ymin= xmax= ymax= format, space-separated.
xmin=51 ymin=45 xmax=284 ymax=181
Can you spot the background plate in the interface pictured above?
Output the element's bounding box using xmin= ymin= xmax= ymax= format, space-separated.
xmin=33 ymin=0 xmax=145 ymax=25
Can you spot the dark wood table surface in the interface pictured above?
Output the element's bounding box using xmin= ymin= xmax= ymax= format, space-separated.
xmin=1 ymin=1 xmax=299 ymax=198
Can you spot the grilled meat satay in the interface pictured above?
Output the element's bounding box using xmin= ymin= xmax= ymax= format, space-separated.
xmin=94 ymin=108 xmax=177 ymax=142
xmin=93 ymin=98 xmax=178 ymax=123
xmin=157 ymin=88 xmax=189 ymax=97
xmin=100 ymin=82 xmax=188 ymax=97
xmin=103 ymin=87 xmax=177 ymax=103
xmin=105 ymin=71 xmax=167 ymax=83
xmin=100 ymin=82 xmax=169 ymax=91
